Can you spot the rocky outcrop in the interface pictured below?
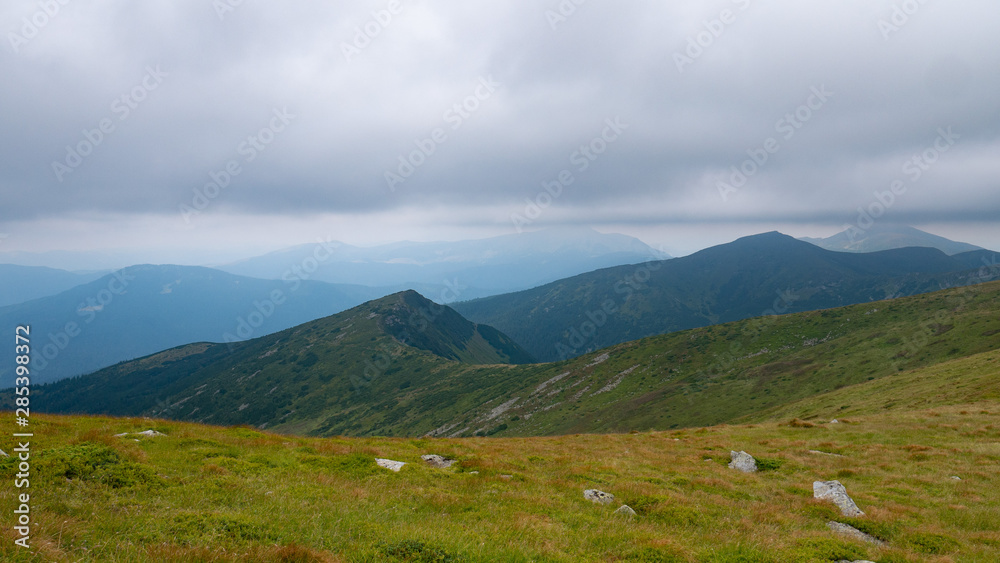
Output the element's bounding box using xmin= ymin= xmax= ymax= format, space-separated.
xmin=728 ymin=451 xmax=758 ymax=473
xmin=584 ymin=489 xmax=615 ymax=504
xmin=814 ymin=480 xmax=864 ymax=517
xmin=376 ymin=458 xmax=406 ymax=472
xmin=614 ymin=505 xmax=637 ymax=516
xmin=827 ymin=521 xmax=886 ymax=547
xmin=421 ymin=454 xmax=455 ymax=469
xmin=114 ymin=430 xmax=165 ymax=437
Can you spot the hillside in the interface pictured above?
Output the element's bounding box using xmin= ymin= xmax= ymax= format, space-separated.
xmin=26 ymin=281 xmax=1000 ymax=439
xmin=0 ymin=265 xmax=383 ymax=384
xmin=26 ymin=291 xmax=535 ymax=434
xmin=801 ymin=224 xmax=984 ymax=255
xmin=3 ymin=369 xmax=999 ymax=561
xmin=0 ymin=264 xmax=105 ymax=307
xmin=453 ymin=231 xmax=1000 ymax=362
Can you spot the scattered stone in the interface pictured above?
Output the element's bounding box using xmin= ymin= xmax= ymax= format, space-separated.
xmin=421 ymin=454 xmax=455 ymax=469
xmin=500 ymin=474 xmax=513 ymax=480
xmin=614 ymin=505 xmax=637 ymax=516
xmin=950 ymin=476 xmax=962 ymax=481
xmin=835 ymin=560 xmax=876 ymax=563
xmin=114 ymin=430 xmax=165 ymax=438
xmin=827 ymin=521 xmax=887 ymax=547
xmin=584 ymin=489 xmax=615 ymax=504
xmin=375 ymin=458 xmax=406 ymax=472
xmin=830 ymin=419 xmax=840 ymax=424
xmin=728 ymin=451 xmax=758 ymax=473
xmin=469 ymin=471 xmax=480 ymax=475
xmin=814 ymin=480 xmax=865 ymax=517
xmin=809 ymin=450 xmax=846 ymax=457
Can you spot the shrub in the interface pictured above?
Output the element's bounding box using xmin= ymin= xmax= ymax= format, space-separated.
xmin=380 ymin=540 xmax=462 ymax=562
xmin=37 ymin=442 xmax=161 ymax=488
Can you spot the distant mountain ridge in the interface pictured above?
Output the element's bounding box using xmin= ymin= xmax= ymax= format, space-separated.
xmin=453 ymin=231 xmax=1000 ymax=362
xmin=218 ymin=227 xmax=670 ymax=299
xmin=800 ymin=224 xmax=984 ymax=255
xmin=0 ymin=264 xmax=105 ymax=307
xmin=0 ymin=265 xmax=384 ymax=384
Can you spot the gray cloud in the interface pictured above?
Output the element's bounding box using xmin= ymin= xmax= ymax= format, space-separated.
xmin=1 ymin=0 xmax=998 ymax=253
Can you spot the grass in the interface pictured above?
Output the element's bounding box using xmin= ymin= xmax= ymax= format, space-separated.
xmin=2 ymin=386 xmax=999 ymax=561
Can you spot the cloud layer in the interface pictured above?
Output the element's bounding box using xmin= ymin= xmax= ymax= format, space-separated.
xmin=2 ymin=0 xmax=998 ymax=256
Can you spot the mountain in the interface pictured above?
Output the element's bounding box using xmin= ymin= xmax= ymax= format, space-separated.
xmin=452 ymin=232 xmax=1000 ymax=362
xmin=0 ymin=264 xmax=106 ymax=307
xmin=800 ymin=224 xmax=984 ymax=255
xmin=27 ymin=290 xmax=535 ymax=435
xmin=24 ymin=280 xmax=1000 ymax=438
xmin=0 ymin=265 xmax=384 ymax=384
xmin=218 ymin=227 xmax=670 ymax=299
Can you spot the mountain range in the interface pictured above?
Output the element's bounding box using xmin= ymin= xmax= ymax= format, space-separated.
xmin=23 ymin=279 xmax=1000 ymax=437
xmin=218 ymin=227 xmax=670 ymax=299
xmin=0 ymin=265 xmax=383 ymax=384
xmin=800 ymin=224 xmax=983 ymax=255
xmin=453 ymin=232 xmax=1000 ymax=361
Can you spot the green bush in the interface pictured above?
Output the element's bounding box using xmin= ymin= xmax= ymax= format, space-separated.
xmin=790 ymin=537 xmax=866 ymax=561
xmin=37 ymin=443 xmax=160 ymax=488
xmin=380 ymin=540 xmax=462 ymax=562
xmin=904 ymin=532 xmax=959 ymax=554
xmin=700 ymin=543 xmax=776 ymax=563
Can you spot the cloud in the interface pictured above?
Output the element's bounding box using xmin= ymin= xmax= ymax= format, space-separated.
xmin=0 ymin=0 xmax=997 ymax=253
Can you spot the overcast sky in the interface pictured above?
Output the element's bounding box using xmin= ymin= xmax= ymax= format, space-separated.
xmin=1 ymin=0 xmax=998 ymax=264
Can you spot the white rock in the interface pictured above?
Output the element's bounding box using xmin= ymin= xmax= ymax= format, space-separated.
xmin=421 ymin=454 xmax=455 ymax=469
xmin=814 ymin=480 xmax=865 ymax=517
xmin=115 ymin=429 xmax=165 ymax=438
xmin=375 ymin=458 xmax=406 ymax=472
xmin=614 ymin=505 xmax=637 ymax=516
xmin=828 ymin=521 xmax=886 ymax=547
xmin=584 ymin=489 xmax=615 ymax=504
xmin=728 ymin=451 xmax=758 ymax=473
xmin=830 ymin=419 xmax=840 ymax=424
xmin=950 ymin=476 xmax=962 ymax=481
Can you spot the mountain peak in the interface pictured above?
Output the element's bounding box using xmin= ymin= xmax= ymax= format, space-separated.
xmin=801 ymin=225 xmax=983 ymax=255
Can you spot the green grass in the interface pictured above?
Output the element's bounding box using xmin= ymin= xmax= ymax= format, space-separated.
xmin=3 ymin=374 xmax=999 ymax=562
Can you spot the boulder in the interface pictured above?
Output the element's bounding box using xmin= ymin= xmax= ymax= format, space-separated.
xmin=614 ymin=505 xmax=637 ymax=516
xmin=814 ymin=480 xmax=865 ymax=517
xmin=114 ymin=430 xmax=165 ymax=438
xmin=583 ymin=489 xmax=615 ymax=504
xmin=421 ymin=454 xmax=455 ymax=469
xmin=827 ymin=521 xmax=886 ymax=547
xmin=375 ymin=458 xmax=406 ymax=472
xmin=728 ymin=451 xmax=758 ymax=473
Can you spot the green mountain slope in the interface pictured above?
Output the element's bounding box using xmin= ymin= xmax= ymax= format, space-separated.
xmin=27 ymin=281 xmax=1000 ymax=439
xmin=453 ymin=231 xmax=1000 ymax=362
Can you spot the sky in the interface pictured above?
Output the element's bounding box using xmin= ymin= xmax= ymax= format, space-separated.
xmin=1 ymin=0 xmax=998 ymax=266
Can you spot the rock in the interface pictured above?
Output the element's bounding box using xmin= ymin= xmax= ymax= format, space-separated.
xmin=814 ymin=480 xmax=865 ymax=517
xmin=500 ymin=474 xmax=513 ymax=480
xmin=421 ymin=454 xmax=455 ymax=469
xmin=375 ymin=458 xmax=406 ymax=472
xmin=809 ymin=450 xmax=845 ymax=457
xmin=827 ymin=521 xmax=886 ymax=547
xmin=614 ymin=505 xmax=637 ymax=516
xmin=115 ymin=430 xmax=165 ymax=438
xmin=728 ymin=451 xmax=758 ymax=473
xmin=583 ymin=489 xmax=615 ymax=504
xmin=830 ymin=419 xmax=840 ymax=424
xmin=950 ymin=476 xmax=962 ymax=481
xmin=469 ymin=471 xmax=479 ymax=475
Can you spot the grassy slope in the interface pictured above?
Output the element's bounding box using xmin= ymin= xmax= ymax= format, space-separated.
xmin=2 ymin=371 xmax=999 ymax=562
xmin=25 ymin=281 xmax=1000 ymax=440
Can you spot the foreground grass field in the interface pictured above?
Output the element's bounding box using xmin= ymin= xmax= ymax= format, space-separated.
xmin=2 ymin=349 xmax=999 ymax=562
